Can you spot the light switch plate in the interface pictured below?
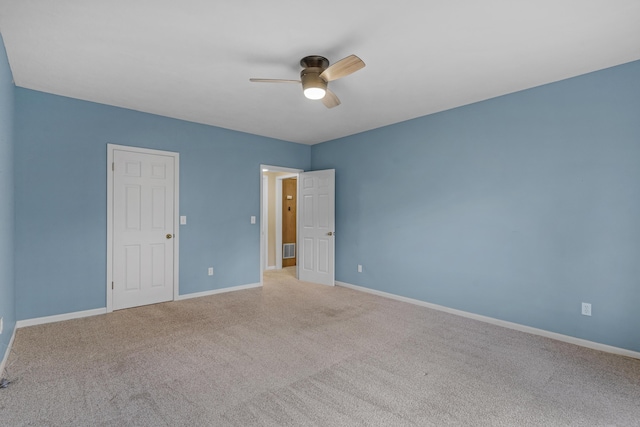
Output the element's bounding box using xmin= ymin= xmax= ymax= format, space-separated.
xmin=251 ymin=216 xmax=256 ymax=224
xmin=180 ymin=216 xmax=187 ymax=225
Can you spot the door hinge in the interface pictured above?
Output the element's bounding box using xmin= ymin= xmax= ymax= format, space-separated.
xmin=112 ymin=162 xmax=114 ymax=171
xmin=111 ymin=281 xmax=114 ymax=290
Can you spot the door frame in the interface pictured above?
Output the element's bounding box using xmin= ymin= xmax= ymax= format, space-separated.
xmin=262 ymin=175 xmax=270 ymax=271
xmin=106 ymin=144 xmax=180 ymax=313
xmin=260 ymin=164 xmax=303 ymax=286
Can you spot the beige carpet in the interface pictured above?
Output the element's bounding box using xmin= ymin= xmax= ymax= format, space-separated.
xmin=1 ymin=267 xmax=639 ymax=426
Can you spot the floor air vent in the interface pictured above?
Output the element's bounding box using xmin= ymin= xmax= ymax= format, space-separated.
xmin=283 ymin=243 xmax=295 ymax=259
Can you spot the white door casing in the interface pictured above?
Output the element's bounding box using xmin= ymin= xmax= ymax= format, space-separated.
xmin=107 ymin=144 xmax=179 ymax=311
xmin=298 ymin=169 xmax=335 ymax=286
xmin=262 ymin=175 xmax=269 ymax=270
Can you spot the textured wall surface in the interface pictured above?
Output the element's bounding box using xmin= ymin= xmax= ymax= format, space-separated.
xmin=14 ymin=89 xmax=310 ymax=320
xmin=0 ymin=33 xmax=15 ymax=364
xmin=312 ymin=61 xmax=640 ymax=352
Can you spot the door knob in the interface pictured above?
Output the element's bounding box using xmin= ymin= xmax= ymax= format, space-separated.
xmin=327 ymin=231 xmax=335 ymax=236
xmin=166 ymin=234 xmax=173 ymax=239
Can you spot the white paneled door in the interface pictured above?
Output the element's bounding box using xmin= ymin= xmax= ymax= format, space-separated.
xmin=112 ymin=148 xmax=176 ymax=310
xmin=298 ymin=169 xmax=335 ymax=286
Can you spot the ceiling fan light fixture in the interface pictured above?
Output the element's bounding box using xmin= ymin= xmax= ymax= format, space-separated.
xmin=303 ymin=87 xmax=326 ymax=100
xmin=249 ymin=54 xmax=365 ymax=108
xmin=301 ymin=69 xmax=327 ymax=100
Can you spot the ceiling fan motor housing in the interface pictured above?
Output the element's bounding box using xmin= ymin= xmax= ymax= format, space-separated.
xmin=301 ymin=67 xmax=328 ymax=94
xmin=300 ymin=55 xmax=329 ymax=98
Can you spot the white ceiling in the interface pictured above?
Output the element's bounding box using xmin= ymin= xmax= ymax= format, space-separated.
xmin=1 ymin=1 xmax=639 ymax=145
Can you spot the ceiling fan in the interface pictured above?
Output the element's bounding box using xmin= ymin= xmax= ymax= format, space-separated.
xmin=250 ymin=54 xmax=366 ymax=108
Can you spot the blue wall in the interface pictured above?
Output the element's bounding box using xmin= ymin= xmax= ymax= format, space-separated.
xmin=0 ymin=33 xmax=15 ymax=364
xmin=8 ymin=51 xmax=640 ymax=354
xmin=14 ymin=89 xmax=310 ymax=320
xmin=312 ymin=61 xmax=640 ymax=353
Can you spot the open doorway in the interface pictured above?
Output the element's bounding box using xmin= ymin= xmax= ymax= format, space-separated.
xmin=260 ymin=165 xmax=336 ymax=287
xmin=260 ymin=165 xmax=303 ymax=286
xmin=281 ymin=177 xmax=297 ymax=267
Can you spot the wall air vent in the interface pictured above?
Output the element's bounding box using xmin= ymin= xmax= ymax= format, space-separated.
xmin=283 ymin=243 xmax=295 ymax=259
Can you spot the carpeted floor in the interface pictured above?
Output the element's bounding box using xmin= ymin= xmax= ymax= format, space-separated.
xmin=1 ymin=267 xmax=639 ymax=426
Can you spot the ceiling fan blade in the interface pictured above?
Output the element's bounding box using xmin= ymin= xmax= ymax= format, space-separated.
xmin=319 ymin=55 xmax=365 ymax=82
xmin=249 ymin=78 xmax=301 ymax=83
xmin=322 ymin=89 xmax=341 ymax=109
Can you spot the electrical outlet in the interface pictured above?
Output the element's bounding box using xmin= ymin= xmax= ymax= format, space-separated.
xmin=357 ymin=264 xmax=363 ymax=273
xmin=581 ymin=302 xmax=592 ymax=316
xmin=208 ymin=267 xmax=214 ymax=276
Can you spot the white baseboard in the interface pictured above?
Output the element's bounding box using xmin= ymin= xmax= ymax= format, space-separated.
xmin=336 ymin=281 xmax=640 ymax=360
xmin=0 ymin=326 xmax=17 ymax=377
xmin=176 ymin=282 xmax=262 ymax=301
xmin=265 ymin=266 xmax=276 ymax=271
xmin=16 ymin=307 xmax=107 ymax=329
xmin=14 ymin=283 xmax=263 ymax=328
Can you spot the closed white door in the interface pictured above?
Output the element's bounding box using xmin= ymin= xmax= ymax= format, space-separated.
xmin=298 ymin=169 xmax=335 ymax=286
xmin=112 ymin=149 xmax=175 ymax=310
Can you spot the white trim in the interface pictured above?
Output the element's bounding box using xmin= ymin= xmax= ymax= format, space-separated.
xmin=16 ymin=308 xmax=107 ymax=329
xmin=336 ymin=281 xmax=640 ymax=360
xmin=265 ymin=266 xmax=276 ymax=271
xmin=275 ymin=179 xmax=281 ymax=269
xmin=106 ymin=145 xmax=114 ymax=312
xmin=12 ymin=283 xmax=261 ymax=328
xmin=262 ymin=175 xmax=269 ymax=272
xmin=176 ymin=283 xmax=262 ymax=301
xmin=173 ymin=152 xmax=181 ymax=303
xmin=107 ymin=144 xmax=180 ymax=313
xmin=0 ymin=326 xmax=17 ymax=377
